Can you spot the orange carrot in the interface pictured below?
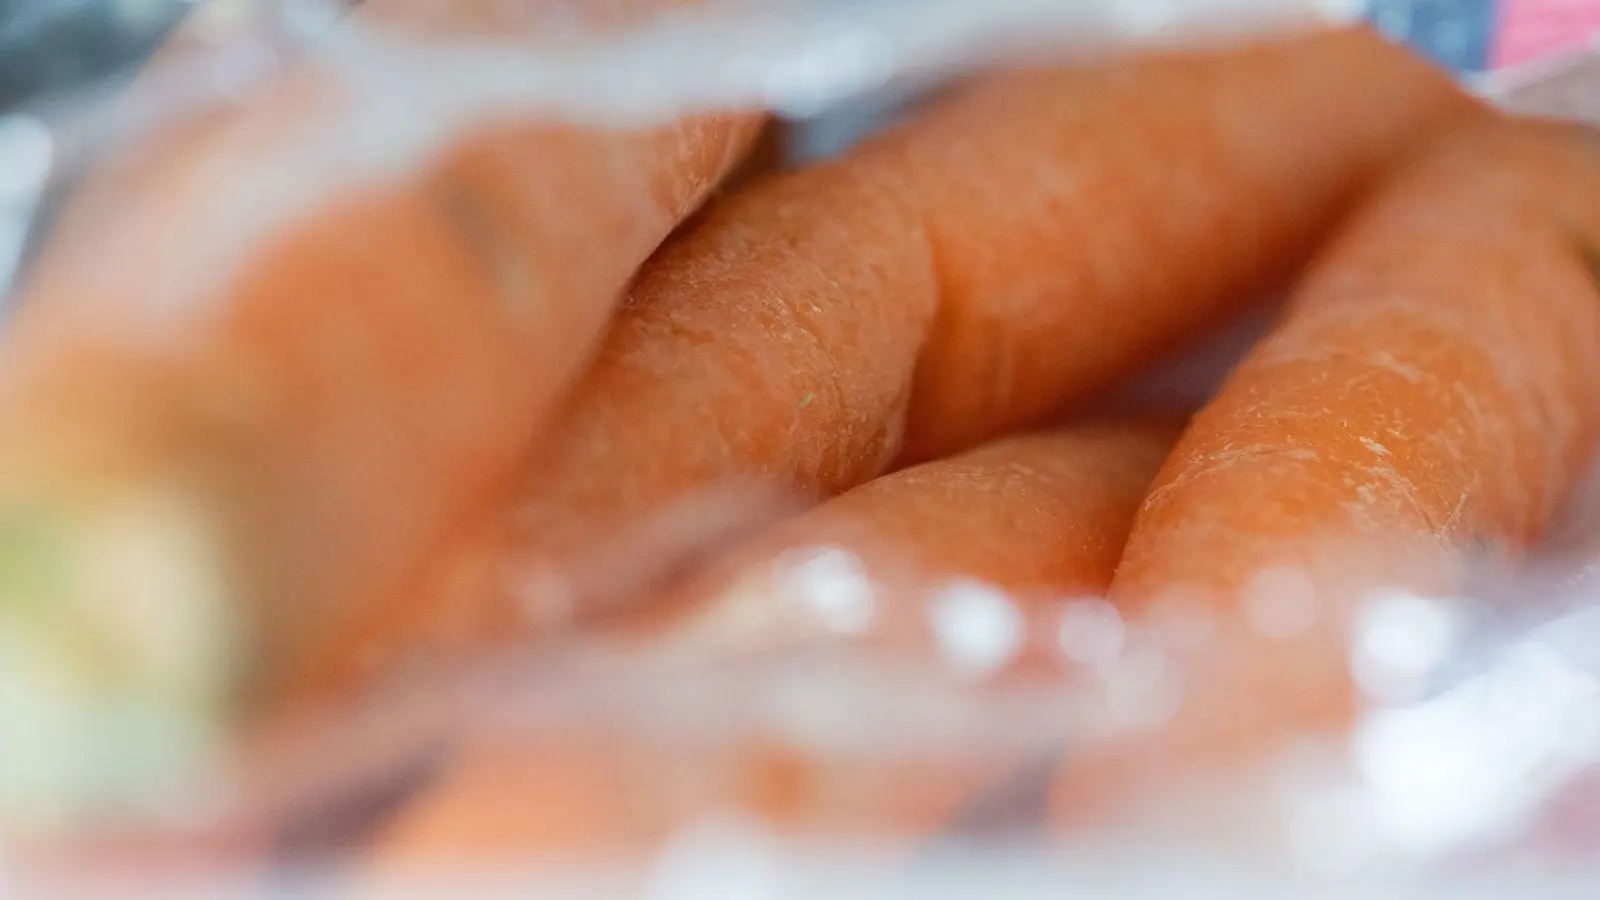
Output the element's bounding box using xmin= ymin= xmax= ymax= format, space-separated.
xmin=1049 ymin=117 xmax=1600 ymax=830
xmin=1115 ymin=116 xmax=1600 ymax=616
xmin=290 ymin=27 xmax=1477 ymax=701
xmin=873 ymin=29 xmax=1480 ymax=465
xmin=362 ymin=422 xmax=1176 ymax=866
xmin=0 ymin=1 xmax=759 ymax=828
xmin=633 ymin=421 xmax=1182 ymax=659
xmin=286 ymin=149 xmax=939 ymax=700
xmin=365 ymin=731 xmax=1005 ymax=873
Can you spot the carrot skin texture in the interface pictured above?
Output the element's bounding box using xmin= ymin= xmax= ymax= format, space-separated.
xmin=638 ymin=421 xmax=1183 ymax=652
xmin=286 ymin=158 xmax=940 ymax=699
xmin=363 ymin=423 xmax=1177 ymax=864
xmin=1115 ymin=118 xmax=1600 ymax=611
xmin=288 ymin=27 xmax=1479 ymax=700
xmin=876 ymin=27 xmax=1482 ymax=464
xmin=1050 ymin=118 xmax=1600 ymax=830
xmin=14 ymin=120 xmax=759 ymax=691
xmin=0 ymin=0 xmax=760 ymax=829
xmin=15 ymin=6 xmax=756 ymax=677
xmin=749 ymin=422 xmax=1182 ymax=596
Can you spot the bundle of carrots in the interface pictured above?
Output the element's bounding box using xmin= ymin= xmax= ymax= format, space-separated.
xmin=4 ymin=0 xmax=1600 ymax=884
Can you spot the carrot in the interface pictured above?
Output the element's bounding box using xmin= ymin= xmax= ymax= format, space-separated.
xmin=362 ymin=422 xmax=1177 ymax=866
xmin=289 ymin=26 xmax=1478 ymax=701
xmin=1116 ymin=116 xmax=1600 ymax=616
xmin=631 ymin=421 xmax=1183 ymax=660
xmin=0 ymin=1 xmax=760 ymax=828
xmin=873 ymin=28 xmax=1481 ymax=466
xmin=1049 ymin=117 xmax=1600 ymax=829
xmin=364 ymin=731 xmax=1007 ymax=874
xmin=284 ymin=147 xmax=939 ymax=701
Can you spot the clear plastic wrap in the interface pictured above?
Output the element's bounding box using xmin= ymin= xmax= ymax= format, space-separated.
xmin=5 ymin=1 xmax=1600 ymax=897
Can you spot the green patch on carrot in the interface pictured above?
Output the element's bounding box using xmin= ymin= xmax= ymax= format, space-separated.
xmin=0 ymin=506 xmax=68 ymax=621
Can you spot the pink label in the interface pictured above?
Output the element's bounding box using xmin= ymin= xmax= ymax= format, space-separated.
xmin=1493 ymin=0 xmax=1600 ymax=69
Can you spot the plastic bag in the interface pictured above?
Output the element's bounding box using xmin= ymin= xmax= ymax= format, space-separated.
xmin=5 ymin=1 xmax=1600 ymax=897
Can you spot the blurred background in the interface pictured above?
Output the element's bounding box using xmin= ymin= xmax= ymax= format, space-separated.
xmin=0 ymin=0 xmax=191 ymax=307
xmin=0 ymin=0 xmax=189 ymax=113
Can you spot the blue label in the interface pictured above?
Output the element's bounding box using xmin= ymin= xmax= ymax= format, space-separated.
xmin=1366 ymin=0 xmax=1500 ymax=73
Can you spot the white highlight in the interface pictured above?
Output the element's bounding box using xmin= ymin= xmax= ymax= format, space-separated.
xmin=928 ymin=579 xmax=1026 ymax=676
xmin=643 ymin=816 xmax=785 ymax=900
xmin=1145 ymin=587 xmax=1216 ymax=651
xmin=0 ymin=116 xmax=51 ymax=199
xmin=1242 ymin=567 xmax=1318 ymax=640
xmin=1353 ymin=641 xmax=1600 ymax=856
xmin=777 ymin=547 xmax=877 ymax=636
xmin=1101 ymin=638 xmax=1184 ymax=731
xmin=1056 ymin=598 xmax=1127 ymax=668
xmin=1287 ymin=785 xmax=1382 ymax=876
xmin=1351 ymin=589 xmax=1460 ymax=701
xmin=0 ymin=114 xmax=52 ymax=301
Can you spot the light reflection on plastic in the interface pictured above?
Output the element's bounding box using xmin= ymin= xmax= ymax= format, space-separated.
xmin=643 ymin=815 xmax=785 ymax=900
xmin=1351 ymin=639 xmax=1600 ymax=857
xmin=276 ymin=0 xmax=346 ymax=41
xmin=775 ymin=547 xmax=877 ymax=636
xmin=1111 ymin=0 xmax=1180 ymax=39
xmin=0 ymin=114 xmax=53 ymax=302
xmin=752 ymin=24 xmax=897 ymax=118
xmin=928 ymin=579 xmax=1025 ymax=676
xmin=1524 ymin=601 xmax=1600 ymax=681
xmin=1144 ymin=587 xmax=1217 ymax=652
xmin=1287 ymin=783 xmax=1383 ymax=876
xmin=1350 ymin=589 xmax=1460 ymax=702
xmin=207 ymin=37 xmax=284 ymax=103
xmin=0 ymin=117 xmax=52 ymax=199
xmin=112 ymin=0 xmax=185 ymax=32
xmin=1056 ymin=598 xmax=1127 ymax=668
xmin=1100 ymin=636 xmax=1183 ymax=731
xmin=1241 ymin=567 xmax=1318 ymax=640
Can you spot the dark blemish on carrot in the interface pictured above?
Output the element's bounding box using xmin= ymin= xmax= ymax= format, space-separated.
xmin=1465 ymin=533 xmax=1515 ymax=571
xmin=925 ymin=747 xmax=1063 ymax=845
xmin=269 ymin=747 xmax=444 ymax=866
xmin=1571 ymin=234 xmax=1600 ymax=294
xmin=435 ymin=182 xmax=537 ymax=323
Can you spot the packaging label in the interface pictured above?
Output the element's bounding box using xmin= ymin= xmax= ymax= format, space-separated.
xmin=1367 ymin=0 xmax=1600 ymax=73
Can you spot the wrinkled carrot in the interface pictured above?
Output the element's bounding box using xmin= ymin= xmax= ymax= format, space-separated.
xmin=632 ymin=421 xmax=1183 ymax=658
xmin=875 ymin=29 xmax=1480 ymax=465
xmin=287 ymin=148 xmax=938 ymax=701
xmin=1115 ymin=116 xmax=1600 ymax=615
xmin=0 ymin=1 xmax=759 ymax=827
xmin=1050 ymin=117 xmax=1600 ymax=829
xmin=363 ymin=422 xmax=1177 ymax=866
xmin=291 ymin=27 xmax=1477 ymax=701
